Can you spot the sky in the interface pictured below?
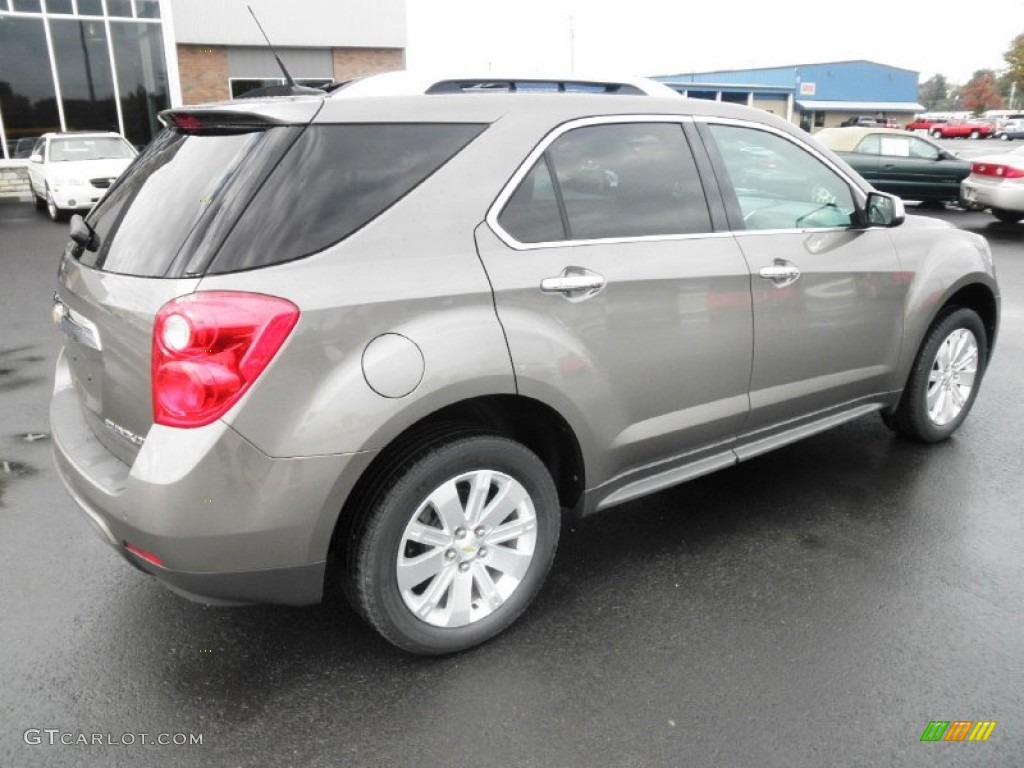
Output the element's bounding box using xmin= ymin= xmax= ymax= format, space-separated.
xmin=406 ymin=0 xmax=1024 ymax=85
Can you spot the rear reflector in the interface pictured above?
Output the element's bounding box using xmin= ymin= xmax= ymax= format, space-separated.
xmin=972 ymin=162 xmax=1024 ymax=179
xmin=124 ymin=542 xmax=164 ymax=567
xmin=152 ymin=292 xmax=299 ymax=428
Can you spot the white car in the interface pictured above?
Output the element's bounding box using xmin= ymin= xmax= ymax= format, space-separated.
xmin=960 ymin=146 xmax=1024 ymax=223
xmin=27 ymin=132 xmax=137 ymax=222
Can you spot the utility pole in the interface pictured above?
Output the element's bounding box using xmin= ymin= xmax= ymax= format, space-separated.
xmin=569 ymin=15 xmax=575 ymax=72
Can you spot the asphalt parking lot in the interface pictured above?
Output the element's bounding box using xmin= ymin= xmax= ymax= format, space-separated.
xmin=1 ymin=192 xmax=1022 ymax=767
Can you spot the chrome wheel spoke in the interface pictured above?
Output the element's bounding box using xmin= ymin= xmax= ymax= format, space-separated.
xmin=404 ymin=521 xmax=452 ymax=549
xmin=484 ymin=544 xmax=533 ymax=583
xmin=464 ymin=470 xmax=494 ymax=526
xmin=470 ymin=561 xmax=504 ymax=610
xmin=487 ymin=517 xmax=537 ymax=546
xmin=926 ymin=327 xmax=978 ymax=427
xmin=430 ymin=479 xmax=468 ymax=533
xmin=478 ymin=480 xmax=529 ymax=530
xmin=411 ymin=566 xmax=456 ymax=620
xmin=446 ymin=570 xmax=474 ymax=626
xmin=397 ymin=549 xmax=448 ymax=592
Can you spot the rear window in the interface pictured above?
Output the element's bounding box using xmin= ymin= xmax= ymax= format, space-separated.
xmin=208 ymin=123 xmax=485 ymax=274
xmin=81 ymin=126 xmax=296 ymax=276
xmin=81 ymin=122 xmax=485 ymax=277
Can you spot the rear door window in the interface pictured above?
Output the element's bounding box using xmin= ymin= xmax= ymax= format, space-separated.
xmin=498 ymin=121 xmax=712 ymax=243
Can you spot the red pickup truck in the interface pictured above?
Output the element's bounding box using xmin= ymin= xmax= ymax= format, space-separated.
xmin=905 ymin=118 xmax=994 ymax=139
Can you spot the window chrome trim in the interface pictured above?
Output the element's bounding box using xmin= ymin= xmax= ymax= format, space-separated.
xmin=486 ymin=113 xmax=725 ymax=251
xmin=486 ymin=113 xmax=875 ymax=251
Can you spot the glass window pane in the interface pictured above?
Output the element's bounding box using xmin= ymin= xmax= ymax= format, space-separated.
xmin=498 ymin=158 xmax=565 ymax=243
xmin=0 ymin=1 xmax=8 ymax=12
xmin=12 ymin=0 xmax=42 ymax=12
xmin=0 ymin=16 xmax=61 ymax=148
xmin=46 ymin=0 xmax=73 ymax=13
xmin=107 ymin=0 xmax=132 ymax=16
xmin=213 ymin=124 xmax=487 ymax=273
xmin=547 ymin=122 xmax=711 ymax=239
xmin=707 ymin=123 xmax=856 ymax=231
xmin=110 ymin=20 xmax=169 ymax=145
xmin=77 ymin=0 xmax=103 ymax=14
xmin=49 ymin=19 xmax=119 ymax=132
xmin=135 ymin=0 xmax=160 ymax=18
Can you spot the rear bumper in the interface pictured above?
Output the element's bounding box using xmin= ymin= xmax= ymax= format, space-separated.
xmin=960 ymin=178 xmax=1024 ymax=212
xmin=50 ymin=350 xmax=373 ymax=606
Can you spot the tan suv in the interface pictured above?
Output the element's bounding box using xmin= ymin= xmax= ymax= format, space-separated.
xmin=51 ymin=83 xmax=999 ymax=654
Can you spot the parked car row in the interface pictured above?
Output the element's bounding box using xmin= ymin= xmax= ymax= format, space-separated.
xmin=904 ymin=117 xmax=995 ymax=139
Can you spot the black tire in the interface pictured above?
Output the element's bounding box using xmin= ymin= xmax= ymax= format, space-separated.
xmin=882 ymin=307 xmax=988 ymax=443
xmin=969 ymin=130 xmax=980 ymax=139
xmin=347 ymin=434 xmax=560 ymax=654
xmin=931 ymin=129 xmax=943 ymax=139
xmin=992 ymin=208 xmax=1024 ymax=224
xmin=33 ymin=192 xmax=46 ymax=211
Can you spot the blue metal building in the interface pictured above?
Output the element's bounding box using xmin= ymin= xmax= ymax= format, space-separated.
xmin=653 ymin=60 xmax=924 ymax=131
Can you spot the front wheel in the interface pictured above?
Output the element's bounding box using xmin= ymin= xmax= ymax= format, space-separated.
xmin=347 ymin=434 xmax=560 ymax=654
xmin=931 ymin=129 xmax=943 ymax=139
xmin=45 ymin=187 xmax=67 ymax=222
xmin=882 ymin=307 xmax=987 ymax=443
xmin=992 ymin=208 xmax=1024 ymax=224
xmin=969 ymin=130 xmax=980 ymax=139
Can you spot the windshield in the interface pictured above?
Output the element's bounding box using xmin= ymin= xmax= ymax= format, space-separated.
xmin=50 ymin=137 xmax=135 ymax=162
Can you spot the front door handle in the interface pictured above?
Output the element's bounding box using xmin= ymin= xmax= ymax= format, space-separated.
xmin=540 ymin=267 xmax=606 ymax=300
xmin=758 ymin=260 xmax=801 ymax=287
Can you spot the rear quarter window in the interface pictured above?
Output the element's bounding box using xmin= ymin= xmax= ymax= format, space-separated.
xmin=208 ymin=123 xmax=486 ymax=273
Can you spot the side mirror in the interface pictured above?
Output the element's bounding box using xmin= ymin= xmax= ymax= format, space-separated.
xmin=865 ymin=192 xmax=905 ymax=228
xmin=69 ymin=214 xmax=100 ymax=252
xmin=29 ymin=153 xmax=43 ymax=163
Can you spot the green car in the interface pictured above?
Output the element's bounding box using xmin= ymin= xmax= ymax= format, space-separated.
xmin=815 ymin=127 xmax=971 ymax=203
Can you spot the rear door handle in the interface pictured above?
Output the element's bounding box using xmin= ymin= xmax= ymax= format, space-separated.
xmin=540 ymin=267 xmax=605 ymax=300
xmin=758 ymin=261 xmax=801 ymax=287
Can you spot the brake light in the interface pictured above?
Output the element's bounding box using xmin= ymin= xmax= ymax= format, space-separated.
xmin=972 ymin=162 xmax=1024 ymax=179
xmin=152 ymin=292 xmax=299 ymax=428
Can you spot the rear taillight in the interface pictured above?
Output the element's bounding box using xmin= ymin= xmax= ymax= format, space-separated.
xmin=152 ymin=292 xmax=299 ymax=428
xmin=972 ymin=162 xmax=1024 ymax=179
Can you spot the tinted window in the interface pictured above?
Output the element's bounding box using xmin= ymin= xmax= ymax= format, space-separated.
xmin=500 ymin=122 xmax=710 ymax=243
xmin=0 ymin=17 xmax=60 ymax=147
xmin=210 ymin=123 xmax=486 ymax=273
xmin=551 ymin=123 xmax=710 ymax=239
xmin=497 ymin=158 xmax=564 ymax=243
xmin=81 ymin=127 xmax=291 ymax=276
xmin=707 ymin=124 xmax=856 ymax=231
xmin=50 ymin=19 xmax=118 ymax=132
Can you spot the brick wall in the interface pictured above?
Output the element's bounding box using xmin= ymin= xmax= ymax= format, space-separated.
xmin=177 ymin=44 xmax=230 ymax=105
xmin=0 ymin=165 xmax=32 ymax=202
xmin=332 ymin=47 xmax=405 ymax=82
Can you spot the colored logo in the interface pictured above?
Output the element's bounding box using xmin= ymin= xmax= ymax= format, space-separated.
xmin=920 ymin=721 xmax=997 ymax=742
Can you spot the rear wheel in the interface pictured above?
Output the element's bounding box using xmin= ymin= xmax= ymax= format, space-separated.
xmin=992 ymin=208 xmax=1023 ymax=223
xmin=931 ymin=129 xmax=943 ymax=139
xmin=969 ymin=130 xmax=980 ymax=139
xmin=347 ymin=434 xmax=560 ymax=654
xmin=882 ymin=307 xmax=987 ymax=443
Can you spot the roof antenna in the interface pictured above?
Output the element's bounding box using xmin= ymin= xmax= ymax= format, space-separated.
xmin=240 ymin=5 xmax=322 ymax=98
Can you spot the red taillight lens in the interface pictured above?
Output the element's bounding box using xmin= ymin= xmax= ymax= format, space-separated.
xmin=972 ymin=162 xmax=1024 ymax=179
xmin=124 ymin=542 xmax=164 ymax=567
xmin=152 ymin=292 xmax=299 ymax=428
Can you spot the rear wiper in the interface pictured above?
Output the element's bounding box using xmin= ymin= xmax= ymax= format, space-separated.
xmin=69 ymin=214 xmax=100 ymax=253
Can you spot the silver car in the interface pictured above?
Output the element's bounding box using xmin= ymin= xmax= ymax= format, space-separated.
xmin=51 ymin=88 xmax=1000 ymax=654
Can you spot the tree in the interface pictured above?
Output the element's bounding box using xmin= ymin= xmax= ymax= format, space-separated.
xmin=919 ymin=74 xmax=950 ymax=110
xmin=961 ymin=70 xmax=1004 ymax=113
xmin=1004 ymin=33 xmax=1024 ymax=108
